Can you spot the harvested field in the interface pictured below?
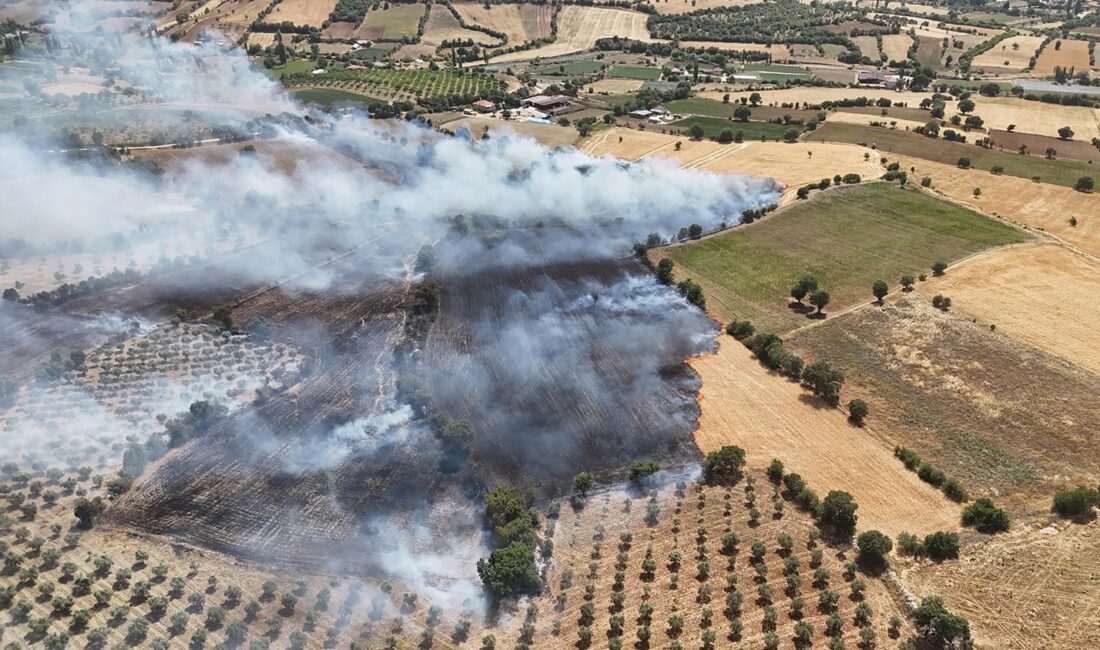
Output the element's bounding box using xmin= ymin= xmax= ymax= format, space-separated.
xmin=356 ymin=3 xmax=424 ymax=41
xmin=321 ymin=20 xmax=356 ymax=37
xmin=680 ymin=41 xmax=791 ymax=59
xmin=1032 ymin=38 xmax=1092 ymax=76
xmin=971 ymin=34 xmax=1045 ymax=71
xmin=422 ymin=4 xmax=498 ymax=47
xmin=488 ymin=6 xmax=654 ymax=63
xmin=582 ymin=127 xmax=881 ymax=191
xmin=268 ymin=0 xmax=338 ymax=28
xmin=442 ymin=115 xmax=579 ymax=148
xmin=827 ymin=110 xmax=928 ymax=131
xmin=649 ymin=183 xmax=1026 ymax=333
xmin=789 ymin=295 xmax=1100 ymax=504
xmin=697 ymin=86 xmax=933 ymax=108
xmin=584 ymin=77 xmax=644 ymax=93
xmin=903 ymin=519 xmax=1100 ymax=649
xmin=881 ymin=33 xmax=913 ymax=61
xmin=535 ymin=467 xmax=914 ymax=649
xmin=690 ymin=338 xmax=960 ymax=537
xmin=245 ymin=30 xmax=276 ymax=48
xmin=452 ymin=2 xmax=549 ymax=45
xmin=892 ymin=154 xmax=1100 ymax=257
xmin=807 ymin=122 xmax=1100 ymax=188
xmin=916 ymin=242 xmax=1100 ymax=375
xmin=989 ymin=128 xmax=1100 ymax=163
xmin=914 ymin=35 xmax=944 ymax=68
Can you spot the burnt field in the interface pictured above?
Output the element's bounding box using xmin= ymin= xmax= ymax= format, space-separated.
xmin=100 ymin=233 xmax=717 ymax=573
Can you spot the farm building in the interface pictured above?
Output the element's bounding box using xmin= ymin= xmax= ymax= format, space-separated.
xmin=521 ymin=94 xmax=576 ymax=116
xmin=471 ymin=99 xmax=495 ymax=112
xmin=858 ymin=70 xmax=904 ymax=89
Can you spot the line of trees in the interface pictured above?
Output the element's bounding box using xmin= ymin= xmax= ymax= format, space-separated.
xmin=476 ymin=485 xmax=541 ymax=598
xmin=728 ymin=321 xmax=845 ymax=405
xmin=893 ymin=446 xmax=969 ymax=503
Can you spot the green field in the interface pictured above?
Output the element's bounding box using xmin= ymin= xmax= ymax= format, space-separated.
xmin=608 ymin=65 xmax=662 ymax=80
xmin=668 ymin=115 xmax=794 ymax=140
xmin=291 ymin=88 xmax=386 ymax=109
xmin=361 ymin=3 xmax=424 ymax=40
xmin=807 ymin=122 xmax=1100 ymax=188
xmin=262 ymin=58 xmax=317 ymax=80
xmin=651 ymin=183 xmax=1027 ymax=333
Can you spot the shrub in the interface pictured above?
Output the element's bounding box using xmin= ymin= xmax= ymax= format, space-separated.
xmin=1052 ymin=486 xmax=1100 ymax=518
xmin=923 ymin=531 xmax=959 ymax=561
xmin=896 ymin=532 xmax=925 ymax=557
xmin=725 ymin=320 xmax=754 ymax=340
xmin=961 ymin=498 xmax=1009 ymax=534
xmin=941 ymin=478 xmax=969 ymax=503
xmin=766 ymin=459 xmax=784 ymax=484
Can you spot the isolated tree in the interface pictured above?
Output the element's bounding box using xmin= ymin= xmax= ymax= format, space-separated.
xmin=847 ymin=399 xmax=868 ymax=425
xmin=689 ymin=124 xmax=705 ymax=140
xmin=808 ymin=290 xmax=830 ymax=315
xmin=733 ymin=105 xmax=751 ymax=122
xmin=912 ymin=597 xmax=972 ymax=647
xmin=923 ymin=531 xmax=960 ymax=560
xmin=871 ymin=280 xmax=888 ymax=303
xmin=749 ymin=92 xmax=762 ymax=106
xmin=957 ymin=98 xmax=975 ymax=113
xmin=73 ymin=497 xmax=106 ymax=529
xmin=931 ymin=294 xmax=952 ymax=311
xmin=212 ymin=305 xmax=233 ymax=330
xmin=931 ymin=260 xmax=947 ymax=276
xmin=1075 ymin=176 xmax=1095 ymax=193
xmin=1058 ymin=125 xmax=1075 ymax=140
xmin=703 ymin=445 xmax=745 ymax=483
xmin=819 ymin=491 xmax=858 ymax=537
xmin=900 ymin=274 xmax=915 ymax=291
xmin=655 ymin=258 xmax=675 ymax=285
xmin=572 ymin=472 xmax=594 ymax=497
xmin=717 ymin=129 xmax=734 ymax=144
xmin=856 ymin=530 xmax=892 ymax=565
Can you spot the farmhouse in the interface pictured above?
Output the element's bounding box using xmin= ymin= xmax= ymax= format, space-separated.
xmin=520 ymin=94 xmax=576 ymax=116
xmin=471 ymin=99 xmax=495 ymax=112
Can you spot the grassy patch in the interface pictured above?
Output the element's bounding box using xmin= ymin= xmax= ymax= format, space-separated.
xmin=650 ymin=183 xmax=1027 ymax=332
xmin=608 ymin=65 xmax=662 ymax=80
xmin=535 ymin=60 xmax=605 ymax=76
xmin=665 ymin=97 xmax=819 ymax=122
xmin=668 ymin=115 xmax=793 ymax=140
xmin=807 ymin=122 xmax=1099 ymax=188
xmin=262 ymin=58 xmax=317 ymax=80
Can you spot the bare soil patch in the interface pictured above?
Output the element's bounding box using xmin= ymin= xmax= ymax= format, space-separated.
xmin=321 ymin=20 xmax=356 ymax=38
xmin=690 ymin=338 xmax=961 ymax=538
xmin=903 ymin=519 xmax=1100 ymax=649
xmin=989 ymin=128 xmax=1100 ymax=163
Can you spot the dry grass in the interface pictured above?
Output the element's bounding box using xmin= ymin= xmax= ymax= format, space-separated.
xmin=788 ymin=296 xmax=1100 ymax=504
xmin=218 ymin=0 xmax=273 ymax=26
xmin=971 ymin=95 xmax=1100 ymax=140
xmin=422 ymin=5 xmax=498 ymax=47
xmin=267 ymin=0 xmax=337 ymax=27
xmin=827 ymin=110 xmax=928 ymax=131
xmin=245 ymin=31 xmax=276 ymax=48
xmin=581 ymin=127 xmax=882 ymax=193
xmin=853 ymin=35 xmax=879 ymax=59
xmin=690 ymin=338 xmax=961 ymax=538
xmin=894 ymin=154 xmax=1100 ymax=257
xmin=880 ymin=33 xmax=914 ymax=61
xmin=696 ymin=86 xmax=934 ymax=108
xmin=488 ymin=6 xmax=654 ymax=63
xmin=903 ymin=519 xmax=1100 ymax=649
xmin=356 ymin=3 xmax=424 ymax=41
xmin=1031 ymin=38 xmax=1092 ymax=76
xmin=584 ymin=78 xmax=645 ymax=94
xmin=916 ymin=242 xmax=1100 ymax=375
xmin=442 ymin=115 xmax=579 ymax=148
xmin=972 ymin=34 xmax=1045 ymax=71
xmin=452 ymin=2 xmax=545 ymax=45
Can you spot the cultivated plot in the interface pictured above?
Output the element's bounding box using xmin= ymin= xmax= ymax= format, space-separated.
xmin=452 ymin=2 xmax=549 ymax=45
xmin=421 ymin=5 xmax=499 ymax=47
xmin=1031 ymin=38 xmax=1092 ymax=76
xmin=971 ymin=34 xmax=1045 ymax=71
xmin=267 ymin=0 xmax=338 ymax=28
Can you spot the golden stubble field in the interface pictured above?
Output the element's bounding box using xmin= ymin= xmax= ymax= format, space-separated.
xmin=917 ymin=242 xmax=1100 ymax=376
xmin=971 ymin=34 xmax=1046 ymax=71
xmin=582 ymin=127 xmax=883 ymax=195
xmin=270 ymin=0 xmax=338 ymax=27
xmin=690 ymin=339 xmax=961 ymax=538
xmin=452 ymin=2 xmax=552 ymax=45
xmin=1031 ymin=38 xmax=1092 ymax=76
